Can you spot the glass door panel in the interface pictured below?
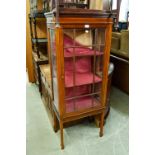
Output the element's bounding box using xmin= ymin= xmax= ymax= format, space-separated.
xmin=62 ymin=27 xmax=106 ymax=114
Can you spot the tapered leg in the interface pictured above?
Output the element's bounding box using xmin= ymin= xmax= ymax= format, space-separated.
xmin=99 ymin=112 xmax=104 ymax=137
xmin=53 ymin=112 xmax=58 ymax=133
xmin=60 ymin=121 xmax=64 ymax=149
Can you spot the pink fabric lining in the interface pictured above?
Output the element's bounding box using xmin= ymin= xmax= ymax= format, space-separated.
xmin=63 ymin=35 xmax=102 ymax=57
xmin=63 ymin=34 xmax=81 ymax=47
xmin=64 ymin=57 xmax=91 ymax=73
xmin=65 ymin=72 xmax=101 ymax=88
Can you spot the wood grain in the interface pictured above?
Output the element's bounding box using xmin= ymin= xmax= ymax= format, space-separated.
xmin=26 ymin=0 xmax=35 ymax=82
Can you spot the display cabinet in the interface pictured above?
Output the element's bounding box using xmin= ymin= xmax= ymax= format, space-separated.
xmin=45 ymin=4 xmax=113 ymax=149
xmin=45 ymin=9 xmax=113 ymax=149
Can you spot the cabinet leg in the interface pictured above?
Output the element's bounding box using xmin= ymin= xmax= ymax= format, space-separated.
xmin=53 ymin=112 xmax=58 ymax=133
xmin=60 ymin=121 xmax=64 ymax=150
xmin=99 ymin=112 xmax=104 ymax=137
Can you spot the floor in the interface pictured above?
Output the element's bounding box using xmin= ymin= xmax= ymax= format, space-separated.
xmin=26 ymin=82 xmax=129 ymax=155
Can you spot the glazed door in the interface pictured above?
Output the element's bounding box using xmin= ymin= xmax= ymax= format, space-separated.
xmin=60 ymin=25 xmax=111 ymax=115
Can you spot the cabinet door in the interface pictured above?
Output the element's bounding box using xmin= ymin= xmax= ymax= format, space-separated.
xmin=62 ymin=26 xmax=107 ymax=114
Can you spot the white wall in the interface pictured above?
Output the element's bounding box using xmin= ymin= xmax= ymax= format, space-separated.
xmin=119 ymin=0 xmax=129 ymax=22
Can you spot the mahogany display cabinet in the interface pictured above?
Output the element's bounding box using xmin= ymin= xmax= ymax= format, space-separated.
xmin=45 ymin=8 xmax=113 ymax=149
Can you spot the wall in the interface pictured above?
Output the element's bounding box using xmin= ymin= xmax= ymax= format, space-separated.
xmin=119 ymin=0 xmax=129 ymax=21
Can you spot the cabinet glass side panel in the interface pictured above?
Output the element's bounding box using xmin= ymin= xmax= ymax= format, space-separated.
xmin=50 ymin=29 xmax=59 ymax=111
xmin=63 ymin=27 xmax=106 ymax=114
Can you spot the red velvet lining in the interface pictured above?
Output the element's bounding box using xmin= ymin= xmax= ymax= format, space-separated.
xmin=65 ymin=72 xmax=101 ymax=87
